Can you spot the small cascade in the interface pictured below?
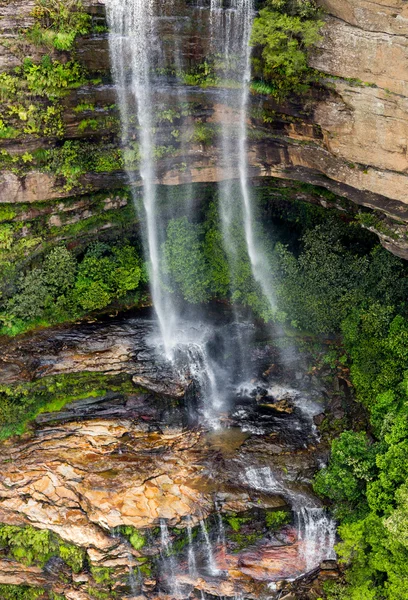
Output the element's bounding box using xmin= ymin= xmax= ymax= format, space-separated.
xmin=215 ymin=505 xmax=226 ymax=551
xmin=111 ymin=528 xmax=142 ymax=596
xmin=187 ymin=519 xmax=198 ymax=578
xmin=297 ymin=507 xmax=337 ymax=572
xmin=199 ymin=519 xmax=220 ymax=576
xmin=127 ymin=559 xmax=142 ymax=597
xmin=243 ymin=466 xmax=336 ymax=574
xmin=174 ymin=340 xmax=224 ymax=428
xmin=160 ymin=519 xmax=182 ymax=597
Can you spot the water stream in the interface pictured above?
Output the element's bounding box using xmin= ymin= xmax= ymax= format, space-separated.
xmin=210 ymin=0 xmax=277 ymax=315
xmin=187 ymin=520 xmax=198 ymax=578
xmin=199 ymin=518 xmax=220 ymax=576
xmin=160 ymin=519 xmax=182 ymax=597
xmin=244 ymin=466 xmax=337 ymax=573
xmin=105 ymin=0 xmax=336 ymax=592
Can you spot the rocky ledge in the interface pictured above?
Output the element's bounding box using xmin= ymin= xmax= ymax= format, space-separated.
xmin=0 ymin=314 xmax=340 ymax=599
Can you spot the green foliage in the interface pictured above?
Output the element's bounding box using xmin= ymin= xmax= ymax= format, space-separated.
xmin=46 ymin=141 xmax=123 ymax=191
xmin=225 ymin=515 xmax=251 ymax=532
xmin=0 ymin=241 xmax=144 ymax=337
xmin=23 ymin=56 xmax=86 ymax=99
xmin=43 ymin=247 xmax=77 ymax=295
xmin=0 ymin=205 xmax=17 ymax=222
xmin=0 ymin=524 xmax=84 ymax=572
xmin=274 ymin=223 xmax=408 ymax=333
xmin=251 ymin=0 xmax=323 ymax=99
xmin=265 ymin=509 xmax=291 ymax=530
xmin=0 ymin=118 xmax=20 ymax=139
xmin=0 ymin=585 xmax=46 ymax=600
xmin=161 ymin=198 xmax=280 ymax=322
xmin=0 ymin=371 xmax=133 ymax=440
xmin=117 ymin=526 xmax=146 ymax=550
xmin=74 ymin=243 xmax=143 ymax=311
xmin=29 ymin=0 xmax=91 ymax=51
xmin=314 ymin=432 xmax=378 ymax=521
xmin=181 ymin=61 xmax=219 ymax=87
xmin=163 ymin=217 xmax=211 ymax=303
xmin=90 ymin=566 xmax=115 ymax=585
xmin=59 ymin=542 xmax=85 ymax=573
xmin=191 ymin=123 xmax=216 ymax=147
xmin=315 ymin=285 xmax=408 ymax=596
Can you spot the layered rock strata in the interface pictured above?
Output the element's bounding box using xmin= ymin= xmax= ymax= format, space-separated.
xmin=1 ymin=0 xmax=408 ymax=258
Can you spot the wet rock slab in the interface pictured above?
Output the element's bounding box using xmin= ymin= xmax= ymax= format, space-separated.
xmin=0 ymin=316 xmax=186 ymax=398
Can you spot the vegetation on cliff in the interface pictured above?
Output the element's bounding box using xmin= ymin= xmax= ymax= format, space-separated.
xmin=29 ymin=0 xmax=92 ymax=51
xmin=251 ymin=0 xmax=323 ymax=99
xmin=0 ymin=524 xmax=85 ymax=572
xmin=0 ymin=242 xmax=146 ymax=336
xmin=315 ymin=306 xmax=408 ymax=599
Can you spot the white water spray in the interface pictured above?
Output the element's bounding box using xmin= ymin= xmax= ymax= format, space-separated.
xmin=187 ymin=520 xmax=198 ymax=578
xmin=106 ymin=0 xmax=177 ymax=356
xmin=160 ymin=519 xmax=182 ymax=596
xmin=199 ymin=519 xmax=220 ymax=576
xmin=244 ymin=466 xmax=336 ymax=573
xmin=211 ymin=0 xmax=277 ymax=314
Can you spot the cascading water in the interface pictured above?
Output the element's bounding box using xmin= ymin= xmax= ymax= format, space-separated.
xmin=106 ymin=0 xmax=178 ymax=356
xmin=160 ymin=519 xmax=182 ymax=597
xmin=106 ymin=0 xmax=231 ymax=424
xmin=106 ymin=2 xmax=337 ymax=590
xmin=210 ymin=0 xmax=277 ymax=314
xmin=186 ymin=520 xmax=198 ymax=578
xmin=244 ymin=466 xmax=336 ymax=572
xmin=199 ymin=519 xmax=220 ymax=576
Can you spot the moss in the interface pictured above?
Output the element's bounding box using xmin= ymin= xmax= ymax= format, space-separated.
xmin=0 ymin=205 xmax=17 ymax=222
xmin=0 ymin=524 xmax=85 ymax=572
xmin=225 ymin=514 xmax=251 ymax=532
xmin=90 ymin=566 xmax=115 ymax=584
xmin=0 ymin=372 xmax=135 ymax=440
xmin=87 ymin=587 xmax=113 ymax=600
xmin=0 ymin=585 xmax=47 ymax=600
xmin=117 ymin=526 xmax=146 ymax=550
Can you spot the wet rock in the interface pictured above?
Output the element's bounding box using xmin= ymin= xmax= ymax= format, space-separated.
xmin=313 ymin=413 xmax=325 ymax=426
xmin=0 ymin=317 xmax=187 ymax=399
xmin=44 ymin=556 xmax=71 ymax=579
xmin=320 ymin=559 xmax=339 ymax=571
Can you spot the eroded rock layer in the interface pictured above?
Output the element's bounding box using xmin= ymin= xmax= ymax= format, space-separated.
xmin=1 ymin=0 xmax=408 ymax=258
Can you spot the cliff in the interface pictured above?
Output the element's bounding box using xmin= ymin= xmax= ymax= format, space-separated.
xmin=0 ymin=0 xmax=408 ymax=263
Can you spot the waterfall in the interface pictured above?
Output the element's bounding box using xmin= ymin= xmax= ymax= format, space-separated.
xmin=106 ymin=0 xmax=177 ymax=356
xmin=199 ymin=519 xmax=220 ymax=576
xmin=128 ymin=559 xmax=141 ymax=596
xmin=111 ymin=528 xmax=141 ymax=595
xmin=210 ymin=0 xmax=277 ymax=315
xmin=187 ymin=520 xmax=198 ymax=578
xmin=106 ymin=0 xmax=235 ymax=423
xmin=215 ymin=504 xmax=226 ymax=550
xmin=244 ymin=466 xmax=336 ymax=573
xmin=297 ymin=506 xmax=337 ymax=572
xmin=159 ymin=519 xmax=182 ymax=596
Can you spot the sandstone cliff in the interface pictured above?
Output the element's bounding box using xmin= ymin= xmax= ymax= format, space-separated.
xmin=1 ymin=0 xmax=408 ymax=261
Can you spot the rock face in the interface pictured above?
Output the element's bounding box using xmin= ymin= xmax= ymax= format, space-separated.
xmin=1 ymin=0 xmax=408 ymax=259
xmin=0 ymin=314 xmax=337 ymax=599
xmin=0 ymin=316 xmax=187 ymax=397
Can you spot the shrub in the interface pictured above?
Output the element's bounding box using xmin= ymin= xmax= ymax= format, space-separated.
xmin=29 ymin=0 xmax=91 ymax=51
xmin=23 ymin=56 xmax=86 ymax=99
xmin=251 ymin=0 xmax=323 ymax=99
